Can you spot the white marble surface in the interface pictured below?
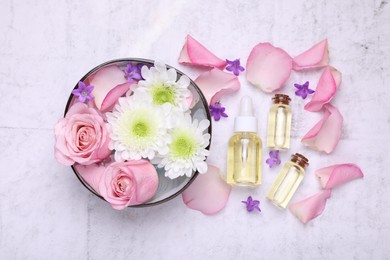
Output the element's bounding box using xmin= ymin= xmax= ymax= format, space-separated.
xmin=1 ymin=0 xmax=389 ymax=259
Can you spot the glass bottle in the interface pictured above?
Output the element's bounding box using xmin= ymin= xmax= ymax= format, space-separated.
xmin=267 ymin=94 xmax=292 ymax=150
xmin=227 ymin=96 xmax=262 ymax=186
xmin=266 ymin=153 xmax=309 ymax=208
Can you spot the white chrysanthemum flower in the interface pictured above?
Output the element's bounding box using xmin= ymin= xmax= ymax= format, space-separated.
xmin=136 ymin=61 xmax=191 ymax=111
xmin=106 ymin=92 xmax=172 ymax=162
xmin=157 ymin=112 xmax=211 ymax=179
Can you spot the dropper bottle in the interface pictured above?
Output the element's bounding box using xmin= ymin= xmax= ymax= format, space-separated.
xmin=227 ymin=96 xmax=262 ymax=186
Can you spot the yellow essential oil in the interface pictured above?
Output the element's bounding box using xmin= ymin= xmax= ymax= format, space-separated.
xmin=267 ymin=94 xmax=292 ymax=150
xmin=266 ymin=153 xmax=309 ymax=208
xmin=227 ymin=96 xmax=262 ymax=186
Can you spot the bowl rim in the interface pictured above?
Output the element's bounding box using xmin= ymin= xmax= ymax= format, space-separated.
xmin=64 ymin=58 xmax=212 ymax=208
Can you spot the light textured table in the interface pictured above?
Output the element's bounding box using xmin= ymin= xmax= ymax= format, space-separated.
xmin=1 ymin=0 xmax=389 ymax=259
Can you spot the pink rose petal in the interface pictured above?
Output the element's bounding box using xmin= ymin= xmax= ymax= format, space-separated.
xmin=316 ymin=164 xmax=364 ymax=189
xmin=304 ymin=66 xmax=342 ymax=112
xmin=186 ymin=91 xmax=195 ymax=108
xmin=246 ymin=42 xmax=292 ymax=93
xmin=74 ymin=163 xmax=105 ymax=193
xmin=301 ymin=104 xmax=343 ymax=153
xmin=293 ymin=39 xmax=329 ymax=71
xmin=182 ymin=165 xmax=231 ymax=215
xmin=289 ymin=189 xmax=332 ymax=224
xmin=178 ymin=35 xmax=227 ymax=69
xmin=87 ymin=65 xmax=129 ymax=111
xmin=100 ymin=82 xmax=133 ymax=112
xmin=194 ymin=68 xmax=240 ymax=105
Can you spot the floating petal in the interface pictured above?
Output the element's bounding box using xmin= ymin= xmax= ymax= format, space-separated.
xmin=100 ymin=82 xmax=133 ymax=112
xmin=301 ymin=104 xmax=343 ymax=153
xmin=316 ymin=164 xmax=364 ymax=189
xmin=246 ymin=42 xmax=292 ymax=93
xmin=293 ymin=39 xmax=329 ymax=71
xmin=178 ymin=35 xmax=227 ymax=69
xmin=304 ymin=66 xmax=342 ymax=112
xmin=87 ymin=65 xmax=129 ymax=111
xmin=289 ymin=189 xmax=332 ymax=224
xmin=194 ymin=68 xmax=240 ymax=105
xmin=74 ymin=163 xmax=105 ymax=194
xmin=182 ymin=165 xmax=231 ymax=215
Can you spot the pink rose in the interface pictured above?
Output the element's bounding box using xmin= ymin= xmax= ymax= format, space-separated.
xmin=75 ymin=160 xmax=159 ymax=209
xmin=54 ymin=103 xmax=111 ymax=166
xmin=98 ymin=160 xmax=159 ymax=209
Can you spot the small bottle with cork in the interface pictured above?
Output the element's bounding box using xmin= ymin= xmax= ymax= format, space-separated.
xmin=266 ymin=153 xmax=309 ymax=208
xmin=267 ymin=94 xmax=292 ymax=150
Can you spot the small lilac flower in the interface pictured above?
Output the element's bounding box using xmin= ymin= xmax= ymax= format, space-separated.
xmin=242 ymin=196 xmax=261 ymax=212
xmin=266 ymin=150 xmax=281 ymax=168
xmin=294 ymin=81 xmax=315 ymax=99
xmin=71 ymin=81 xmax=94 ymax=103
xmin=225 ymin=59 xmax=245 ymax=76
xmin=124 ymin=63 xmax=142 ymax=83
xmin=209 ymin=103 xmax=228 ymax=121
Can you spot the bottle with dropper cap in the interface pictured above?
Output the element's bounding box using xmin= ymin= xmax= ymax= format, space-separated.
xmin=227 ymin=96 xmax=262 ymax=186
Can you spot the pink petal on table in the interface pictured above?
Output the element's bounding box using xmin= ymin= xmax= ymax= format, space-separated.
xmin=293 ymin=39 xmax=329 ymax=71
xmin=74 ymin=163 xmax=106 ymax=194
xmin=178 ymin=35 xmax=227 ymax=69
xmin=100 ymin=82 xmax=133 ymax=112
xmin=246 ymin=42 xmax=292 ymax=93
xmin=289 ymin=189 xmax=332 ymax=224
xmin=87 ymin=65 xmax=129 ymax=111
xmin=194 ymin=68 xmax=240 ymax=105
xmin=182 ymin=165 xmax=231 ymax=215
xmin=316 ymin=164 xmax=364 ymax=189
xmin=304 ymin=66 xmax=342 ymax=112
xmin=301 ymin=104 xmax=343 ymax=153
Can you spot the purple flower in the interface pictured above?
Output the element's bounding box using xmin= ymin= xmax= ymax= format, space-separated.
xmin=242 ymin=196 xmax=261 ymax=212
xmin=266 ymin=150 xmax=281 ymax=168
xmin=225 ymin=59 xmax=245 ymax=76
xmin=209 ymin=103 xmax=228 ymax=121
xmin=124 ymin=63 xmax=142 ymax=83
xmin=294 ymin=81 xmax=315 ymax=99
xmin=71 ymin=81 xmax=94 ymax=103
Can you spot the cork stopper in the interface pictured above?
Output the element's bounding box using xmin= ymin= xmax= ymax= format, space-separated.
xmin=272 ymin=94 xmax=291 ymax=105
xmin=290 ymin=153 xmax=309 ymax=168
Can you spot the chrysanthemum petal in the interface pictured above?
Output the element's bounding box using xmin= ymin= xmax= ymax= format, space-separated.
xmin=304 ymin=66 xmax=342 ymax=112
xmin=316 ymin=164 xmax=364 ymax=189
xmin=292 ymin=39 xmax=329 ymax=71
xmin=178 ymin=35 xmax=227 ymax=69
xmin=182 ymin=165 xmax=231 ymax=215
xmin=167 ymin=68 xmax=177 ymax=82
xmin=301 ymin=104 xmax=343 ymax=153
xmin=194 ymin=68 xmax=240 ymax=105
xmin=289 ymin=189 xmax=332 ymax=224
xmin=178 ymin=75 xmax=190 ymax=87
xmin=246 ymin=42 xmax=292 ymax=93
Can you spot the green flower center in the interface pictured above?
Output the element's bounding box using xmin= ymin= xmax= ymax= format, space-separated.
xmin=132 ymin=120 xmax=149 ymax=137
xmin=117 ymin=108 xmax=159 ymax=149
xmin=151 ymin=84 xmax=176 ymax=105
xmin=170 ymin=131 xmax=197 ymax=158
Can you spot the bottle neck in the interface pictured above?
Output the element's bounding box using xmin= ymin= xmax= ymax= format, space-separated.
xmin=234 ymin=116 xmax=257 ymax=133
